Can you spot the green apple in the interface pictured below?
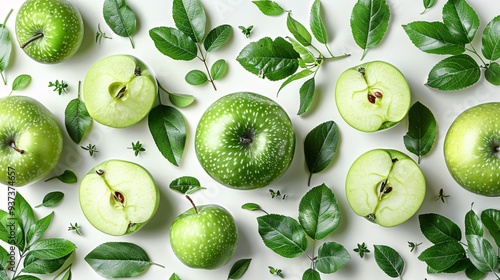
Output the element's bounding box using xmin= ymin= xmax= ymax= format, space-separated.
xmin=15 ymin=0 xmax=84 ymax=63
xmin=0 ymin=96 xmax=63 ymax=187
xmin=83 ymin=54 xmax=157 ymax=128
xmin=170 ymin=199 xmax=238 ymax=269
xmin=335 ymin=61 xmax=411 ymax=132
xmin=195 ymin=92 xmax=295 ymax=190
xmin=345 ymin=149 xmax=426 ymax=227
xmin=79 ymin=160 xmax=159 ymax=236
xmin=444 ymin=102 xmax=500 ymax=196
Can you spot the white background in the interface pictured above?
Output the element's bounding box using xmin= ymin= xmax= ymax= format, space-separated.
xmin=1 ymin=0 xmax=500 ymax=279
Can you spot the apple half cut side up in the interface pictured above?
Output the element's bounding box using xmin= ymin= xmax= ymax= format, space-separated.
xmin=79 ymin=160 xmax=159 ymax=236
xmin=335 ymin=61 xmax=411 ymax=132
xmin=346 ymin=149 xmax=426 ymax=227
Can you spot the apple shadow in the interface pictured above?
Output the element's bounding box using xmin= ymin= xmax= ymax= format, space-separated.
xmin=141 ymin=184 xmax=176 ymax=234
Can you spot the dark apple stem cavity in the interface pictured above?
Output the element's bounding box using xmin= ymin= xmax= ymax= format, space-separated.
xmin=134 ymin=66 xmax=141 ymax=76
xmin=185 ymin=195 xmax=198 ymax=214
xmin=494 ymin=145 xmax=500 ymax=157
xmin=10 ymin=141 xmax=24 ymax=154
xmin=96 ymin=169 xmax=105 ymax=176
xmin=20 ymin=33 xmax=44 ymax=49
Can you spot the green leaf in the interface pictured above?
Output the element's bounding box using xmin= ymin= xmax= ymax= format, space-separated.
xmin=0 ymin=10 xmax=13 ymax=85
xmin=374 ymin=245 xmax=404 ymax=278
xmin=287 ymin=13 xmax=312 ymax=46
xmin=14 ymin=193 xmax=35 ymax=251
xmin=287 ymin=37 xmax=315 ymax=64
xmin=419 ymin=213 xmax=462 ymax=244
xmin=465 ymin=263 xmax=487 ymax=280
xmin=210 ymin=59 xmax=228 ymax=81
xmin=310 ymin=0 xmax=328 ymax=44
xmin=403 ymin=101 xmax=437 ymax=163
xmin=204 ymin=24 xmax=232 ymax=52
xmin=402 ymin=21 xmax=465 ymax=55
xmin=103 ymin=0 xmax=137 ymax=48
xmin=170 ymin=273 xmax=181 ymax=280
xmin=57 ymin=170 xmax=78 ymax=184
xmin=168 ymin=92 xmax=195 ymax=108
xmin=36 ymin=192 xmax=64 ymax=208
xmin=12 ymin=276 xmax=40 ymax=280
xmin=426 ymin=54 xmax=480 ymax=91
xmin=315 ymin=242 xmax=351 ymax=274
xmin=0 ymin=270 xmax=7 ymax=280
xmin=442 ymin=0 xmax=479 ymax=44
xmin=0 ymin=246 xmax=8 ymax=270
xmin=85 ymin=242 xmax=156 ymax=278
xmin=236 ymin=37 xmax=300 ymax=81
xmin=304 ymin=121 xmax=339 ymax=185
xmin=149 ymin=27 xmax=198 ymax=61
xmin=228 ymin=258 xmax=252 ymax=279
xmin=252 ymin=1 xmax=285 ymax=16
xmin=173 ymin=0 xmax=206 ymax=43
xmin=26 ymin=212 xmax=54 ymax=247
xmin=148 ymin=105 xmax=187 ymax=167
xmin=350 ymin=0 xmax=391 ymax=60
xmin=61 ymin=267 xmax=71 ymax=280
xmin=185 ymin=70 xmax=208 ymax=85
xmin=422 ymin=0 xmax=437 ymax=13
xmin=11 ymin=74 xmax=31 ymax=91
xmin=298 ymin=77 xmax=315 ymax=115
xmin=29 ymin=238 xmax=76 ymax=260
xmin=277 ymin=69 xmax=313 ymax=95
xmin=241 ymin=203 xmax=264 ymax=212
xmin=0 ymin=210 xmax=23 ymax=249
xmin=169 ymin=176 xmax=205 ymax=194
xmin=418 ymin=241 xmax=465 ymax=272
xmin=465 ymin=209 xmax=483 ymax=236
xmin=427 ymin=257 xmax=470 ymax=274
xmin=22 ymin=252 xmax=71 ymax=274
xmin=466 ymin=234 xmax=498 ymax=273
xmin=257 ymin=214 xmax=308 ymax=258
xmin=485 ymin=62 xmax=500 ymax=86
xmin=65 ymin=97 xmax=92 ymax=144
xmin=302 ymin=268 xmax=320 ymax=280
xmin=298 ymin=184 xmax=340 ymax=240
xmin=482 ymin=16 xmax=500 ymax=61
xmin=481 ymin=208 xmax=500 ymax=247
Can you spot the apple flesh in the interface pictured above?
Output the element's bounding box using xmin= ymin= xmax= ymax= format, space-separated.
xmin=170 ymin=204 xmax=238 ymax=269
xmin=345 ymin=149 xmax=426 ymax=227
xmin=15 ymin=0 xmax=84 ymax=63
xmin=335 ymin=61 xmax=411 ymax=132
xmin=0 ymin=96 xmax=63 ymax=187
xmin=83 ymin=55 xmax=157 ymax=128
xmin=79 ymin=160 xmax=159 ymax=236
xmin=195 ymin=92 xmax=295 ymax=190
xmin=444 ymin=102 xmax=500 ymax=196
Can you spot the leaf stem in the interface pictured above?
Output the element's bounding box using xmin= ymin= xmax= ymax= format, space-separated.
xmin=151 ymin=262 xmax=166 ymax=268
xmin=3 ymin=9 xmax=13 ymax=26
xmin=157 ymin=80 xmax=171 ymax=95
xmin=467 ymin=44 xmax=487 ymax=66
xmin=324 ymin=43 xmax=335 ymax=58
xmin=197 ymin=44 xmax=217 ymax=91
xmin=128 ymin=36 xmax=135 ymax=49
xmin=1 ymin=72 xmax=6 ymax=86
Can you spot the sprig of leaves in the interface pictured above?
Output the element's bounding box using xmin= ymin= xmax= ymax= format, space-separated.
xmin=81 ymin=143 xmax=98 ymax=157
xmin=354 ymin=242 xmax=370 ymax=258
xmin=403 ymin=0 xmax=500 ymax=90
xmin=408 ymin=241 xmax=422 ymax=252
xmin=103 ymin=0 xmax=136 ymax=48
xmin=0 ymin=9 xmax=13 ymax=85
xmin=10 ymin=74 xmax=31 ymax=95
xmin=68 ymin=223 xmax=82 ymax=236
xmin=48 ymin=79 xmax=68 ymax=95
xmin=96 ymin=23 xmax=112 ymax=44
xmin=128 ymin=141 xmax=145 ymax=156
xmin=403 ymin=102 xmax=437 ymax=164
xmin=269 ymin=189 xmax=288 ymax=200
xmin=239 ymin=25 xmax=254 ymax=38
xmin=65 ymin=81 xmax=93 ymax=144
xmin=435 ymin=188 xmax=450 ymax=203
xmin=269 ymin=266 xmax=284 ymax=278
xmin=422 ymin=0 xmax=437 ymax=14
xmin=149 ymin=0 xmax=232 ymax=91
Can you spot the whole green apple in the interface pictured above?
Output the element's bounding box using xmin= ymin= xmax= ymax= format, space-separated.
xmin=15 ymin=0 xmax=84 ymax=64
xmin=170 ymin=201 xmax=238 ymax=269
xmin=79 ymin=160 xmax=160 ymax=236
xmin=195 ymin=92 xmax=296 ymax=190
xmin=335 ymin=61 xmax=411 ymax=132
xmin=345 ymin=149 xmax=426 ymax=227
xmin=444 ymin=102 xmax=500 ymax=196
xmin=0 ymin=96 xmax=63 ymax=187
xmin=83 ymin=54 xmax=157 ymax=128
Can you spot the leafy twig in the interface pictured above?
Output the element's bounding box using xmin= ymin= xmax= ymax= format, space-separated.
xmin=239 ymin=25 xmax=254 ymax=38
xmin=408 ymin=241 xmax=422 ymax=252
xmin=68 ymin=223 xmax=82 ymax=236
xmin=96 ymin=23 xmax=112 ymax=44
xmin=269 ymin=189 xmax=288 ymax=200
xmin=48 ymin=79 xmax=68 ymax=95
xmin=81 ymin=143 xmax=98 ymax=157
xmin=128 ymin=141 xmax=145 ymax=156
xmin=269 ymin=266 xmax=284 ymax=278
xmin=435 ymin=188 xmax=450 ymax=203
xmin=353 ymin=242 xmax=370 ymax=258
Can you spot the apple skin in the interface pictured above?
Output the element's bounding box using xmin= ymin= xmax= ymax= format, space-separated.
xmin=195 ymin=92 xmax=296 ymax=190
xmin=0 ymin=96 xmax=63 ymax=187
xmin=15 ymin=0 xmax=84 ymax=64
xmin=170 ymin=204 xmax=238 ymax=269
xmin=444 ymin=102 xmax=500 ymax=196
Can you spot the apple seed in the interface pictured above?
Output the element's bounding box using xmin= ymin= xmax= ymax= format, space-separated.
xmin=115 ymin=192 xmax=125 ymax=204
xmin=116 ymin=86 xmax=126 ymax=99
xmin=367 ymin=94 xmax=376 ymax=104
xmin=374 ymin=91 xmax=383 ymax=98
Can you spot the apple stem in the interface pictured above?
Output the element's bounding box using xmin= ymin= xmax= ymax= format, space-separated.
xmin=10 ymin=142 xmax=24 ymax=154
xmin=185 ymin=195 xmax=198 ymax=214
xmin=20 ymin=33 xmax=44 ymax=49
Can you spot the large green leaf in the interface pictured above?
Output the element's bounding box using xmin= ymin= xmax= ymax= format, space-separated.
xmin=465 ymin=209 xmax=483 ymax=237
xmin=65 ymin=97 xmax=92 ymax=144
xmin=287 ymin=13 xmax=312 ymax=46
xmin=374 ymin=245 xmax=404 ymax=278
xmin=426 ymin=54 xmax=480 ymax=91
xmin=204 ymin=25 xmax=232 ymax=52
xmin=310 ymin=0 xmax=328 ymax=44
xmin=485 ymin=62 xmax=500 ymax=86
xmin=257 ymin=214 xmax=307 ymax=258
xmin=304 ymin=121 xmax=339 ymax=185
xmin=29 ymin=238 xmax=76 ymax=260
xmin=315 ymin=242 xmax=351 ymax=274
xmin=419 ymin=213 xmax=462 ymax=244
xmin=418 ymin=241 xmax=465 ymax=272
xmin=481 ymin=208 xmax=500 ymax=247
xmin=402 ymin=21 xmax=465 ymax=55
xmin=482 ymin=16 xmax=500 ymax=61
xmin=298 ymin=77 xmax=316 ymax=116
xmin=403 ymin=101 xmax=437 ymax=164
xmin=22 ymin=251 xmax=71 ymax=274
xmin=467 ymin=235 xmax=498 ymax=273
xmin=350 ymin=0 xmax=391 ymax=60
xmin=173 ymin=0 xmax=206 ymax=43
xmin=149 ymin=27 xmax=198 ymax=61
xmin=442 ymin=0 xmax=479 ymax=44
xmin=103 ymin=0 xmax=137 ymax=48
xmin=236 ymin=37 xmax=300 ymax=81
xmin=26 ymin=212 xmax=53 ymax=247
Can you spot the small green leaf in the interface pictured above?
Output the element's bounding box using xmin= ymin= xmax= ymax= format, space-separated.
xmin=36 ymin=192 xmax=64 ymax=208
xmin=103 ymin=0 xmax=137 ymax=48
xmin=465 ymin=208 xmax=483 ymax=237
xmin=241 ymin=203 xmax=264 ymax=212
xmin=304 ymin=121 xmax=339 ymax=185
xmin=185 ymin=70 xmax=208 ymax=85
xmin=403 ymin=101 xmax=437 ymax=164
xmin=426 ymin=54 xmax=481 ymax=91
xmin=252 ymin=1 xmax=285 ymax=16
xmin=402 ymin=21 xmax=465 ymax=55
xmin=173 ymin=0 xmax=206 ymax=43
xmin=287 ymin=37 xmax=315 ymax=64
xmin=0 ymin=246 xmax=8 ymax=270
xmin=65 ymin=97 xmax=93 ymax=144
xmin=0 ymin=10 xmax=13 ymax=85
xmin=302 ymin=268 xmax=320 ymax=280
xmin=481 ymin=208 xmax=500 ymax=247
xmin=426 ymin=257 xmax=470 ymax=274
xmin=277 ymin=69 xmax=313 ymax=95
xmin=466 ymin=234 xmax=498 ymax=273
xmin=298 ymin=77 xmax=315 ymax=115
xmin=149 ymin=27 xmax=198 ymax=61
xmin=210 ymin=59 xmax=228 ymax=80
xmin=374 ymin=245 xmax=405 ymax=278
xmin=45 ymin=170 xmax=78 ymax=184
xmin=204 ymin=24 xmax=232 ymax=52
xmin=257 ymin=214 xmax=308 ymax=258
xmin=228 ymin=258 xmax=252 ymax=279
xmin=29 ymin=238 xmax=76 ymax=260
xmin=26 ymin=212 xmax=54 ymax=247
xmin=419 ymin=213 xmax=462 ymax=244
xmin=169 ymin=176 xmax=205 ymax=194
xmin=485 ymin=62 xmax=500 ymax=86
xmin=22 ymin=252 xmax=71 ymax=274
xmin=287 ymin=13 xmax=312 ymax=46
xmin=61 ymin=267 xmax=72 ymax=280
xmin=482 ymin=16 xmax=500 ymax=61
xmin=11 ymin=74 xmax=31 ymax=92
xmin=168 ymin=92 xmax=195 ymax=108
xmin=12 ymin=275 xmax=41 ymax=280
xmin=418 ymin=241 xmax=465 ymax=272
xmin=170 ymin=273 xmax=181 ymax=280
xmin=315 ymin=242 xmax=351 ymax=274
xmin=350 ymin=0 xmax=391 ymax=60
xmin=422 ymin=0 xmax=437 ymax=14
xmin=310 ymin=0 xmax=328 ymax=44
xmin=148 ymin=105 xmax=187 ymax=167
xmin=465 ymin=263 xmax=487 ymax=280
xmin=442 ymin=0 xmax=479 ymax=44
